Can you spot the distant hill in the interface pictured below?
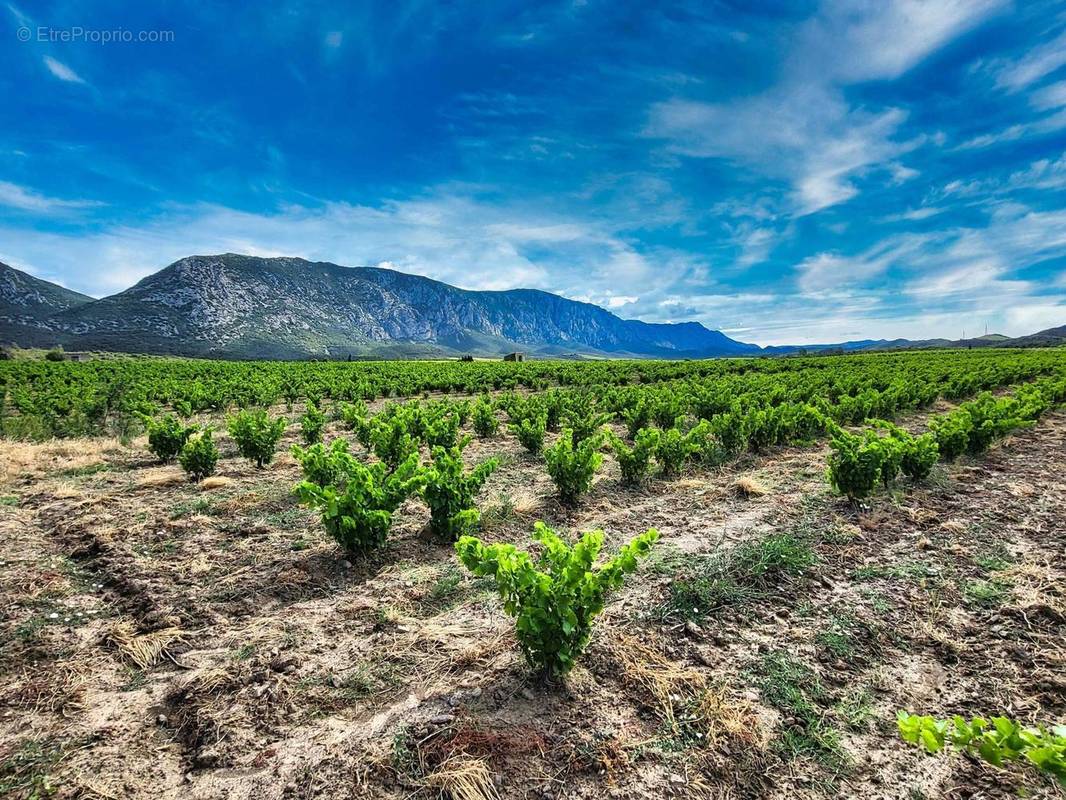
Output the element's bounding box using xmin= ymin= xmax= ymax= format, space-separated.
xmin=765 ymin=328 xmax=1065 ymax=355
xmin=1 ymin=256 xmax=1061 ymax=359
xmin=0 ymin=262 xmax=94 ymax=348
xmin=1002 ymin=325 xmax=1066 ymax=348
xmin=0 ymin=255 xmax=760 ymax=359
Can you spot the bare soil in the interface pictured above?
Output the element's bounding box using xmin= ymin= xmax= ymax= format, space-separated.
xmin=1 ymin=406 xmax=1063 ymax=799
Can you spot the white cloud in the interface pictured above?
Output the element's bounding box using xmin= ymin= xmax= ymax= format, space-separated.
xmin=732 ymin=224 xmax=777 ymax=268
xmin=1030 ymin=79 xmax=1066 ymax=111
xmin=957 ymin=109 xmax=1066 ymax=149
xmin=994 ymin=29 xmax=1066 ymax=92
xmin=883 ymin=206 xmax=945 ymax=222
xmin=1006 ymin=154 xmax=1066 ymax=191
xmin=647 ymin=89 xmax=910 ymax=215
xmin=1003 ymin=302 xmax=1066 ymax=333
xmin=0 ymin=180 xmax=102 ymax=214
xmin=645 ymin=0 xmax=1002 ymax=215
xmin=0 ymin=192 xmax=698 ymax=300
xmin=43 ymin=56 xmax=86 ymax=84
xmin=794 ymin=0 xmax=1007 ymax=84
xmin=905 ymin=260 xmax=1028 ymax=299
xmin=796 ymin=251 xmax=892 ymax=294
xmin=6 ymin=2 xmax=30 ymax=28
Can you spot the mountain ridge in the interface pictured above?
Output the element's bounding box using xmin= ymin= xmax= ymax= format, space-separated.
xmin=0 ymin=255 xmax=760 ymax=359
xmin=1 ymin=256 xmax=1062 ymax=359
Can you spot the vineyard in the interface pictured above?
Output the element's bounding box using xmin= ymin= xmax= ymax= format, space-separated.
xmin=1 ymin=349 xmax=1064 ymax=799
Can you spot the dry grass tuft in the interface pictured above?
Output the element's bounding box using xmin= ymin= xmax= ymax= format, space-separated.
xmin=398 ymin=618 xmax=508 ymax=689
xmin=423 ymin=756 xmax=500 ymax=800
xmin=0 ymin=437 xmax=119 ymax=481
xmin=732 ymin=476 xmax=769 ymax=498
xmin=939 ymin=519 xmax=968 ymax=534
xmin=108 ymin=621 xmax=184 ymax=669
xmin=511 ymin=490 xmax=539 ymax=516
xmin=270 ymin=452 xmax=297 ymax=470
xmin=136 ymin=469 xmax=186 ymax=489
xmin=191 ymin=667 xmax=233 ymax=695
xmin=606 ymin=633 xmax=706 ymax=734
xmin=199 ymin=476 xmax=233 ymax=490
xmin=603 ymin=632 xmax=766 ymax=773
xmin=1002 ymin=557 xmax=1066 ymax=621
xmin=696 ymin=685 xmax=762 ymax=750
xmin=3 ymin=661 xmax=90 ymax=716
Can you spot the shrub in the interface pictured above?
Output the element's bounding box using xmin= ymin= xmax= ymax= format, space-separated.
xmin=227 ymin=408 xmax=287 ymax=467
xmin=511 ymin=412 xmax=547 ymax=455
xmin=622 ymin=398 xmax=651 ymax=438
xmin=651 ymin=395 xmax=685 ymax=430
xmin=455 ymin=522 xmax=659 ymax=678
xmin=744 ymin=406 xmax=782 ymax=452
xmin=339 ymin=400 xmax=372 ymax=443
xmin=545 ymin=429 xmax=604 ymax=505
xmin=872 ymin=430 xmax=904 ymax=488
xmin=782 ymin=403 xmax=827 ymax=443
xmin=542 ymin=390 xmax=566 ymax=432
xmin=280 ymin=375 xmax=302 ymax=410
xmin=563 ymin=406 xmax=612 ymax=445
xmin=179 ymin=429 xmax=218 ymax=481
xmin=143 ymin=413 xmax=197 ymax=462
xmin=930 ymin=411 xmax=972 ymax=461
xmin=961 ymin=393 xmax=1030 ymax=453
xmin=300 ymin=400 xmax=326 ymax=445
xmin=472 ymin=397 xmax=499 ymax=438
xmin=655 ymin=420 xmax=711 ymax=478
xmin=897 ymin=712 xmax=1065 ymax=785
xmin=825 ymin=427 xmax=886 ymax=501
xmin=453 ymin=399 xmax=472 ymax=427
xmin=423 ymin=410 xmax=460 ymax=449
xmin=370 ymin=415 xmax=420 ymax=471
xmin=292 ymin=438 xmax=352 ymax=487
xmin=709 ymin=411 xmax=748 ymax=455
xmin=874 ymin=422 xmax=939 ymax=482
xmin=44 ymin=348 xmax=65 ymax=362
xmin=295 ymin=452 xmax=426 ymax=555
xmin=609 ymin=428 xmax=660 ymax=486
xmin=422 ymin=439 xmax=500 ymax=539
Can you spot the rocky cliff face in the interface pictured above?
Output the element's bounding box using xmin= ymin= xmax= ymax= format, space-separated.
xmin=1 ymin=254 xmax=760 ymax=358
xmin=0 ymin=261 xmax=91 ymax=317
xmin=0 ymin=262 xmax=94 ymax=347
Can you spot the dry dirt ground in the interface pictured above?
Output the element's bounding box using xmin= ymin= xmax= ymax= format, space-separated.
xmin=1 ymin=403 xmax=1064 ymax=800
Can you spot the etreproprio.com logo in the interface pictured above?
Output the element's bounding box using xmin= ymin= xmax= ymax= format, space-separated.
xmin=17 ymin=26 xmax=175 ymax=44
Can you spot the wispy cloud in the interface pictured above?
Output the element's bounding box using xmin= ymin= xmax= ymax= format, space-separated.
xmin=957 ymin=108 xmax=1066 ymax=149
xmin=42 ymin=56 xmax=87 ymax=85
xmin=1030 ymin=80 xmax=1066 ymax=111
xmin=645 ymin=0 xmax=1004 ymax=215
xmin=993 ymin=29 xmax=1066 ymax=92
xmin=0 ymin=180 xmax=102 ymax=214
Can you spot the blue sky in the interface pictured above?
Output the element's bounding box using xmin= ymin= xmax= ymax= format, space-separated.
xmin=1 ymin=0 xmax=1065 ymax=345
